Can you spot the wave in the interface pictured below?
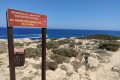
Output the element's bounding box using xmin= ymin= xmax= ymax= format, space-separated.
xmin=0 ymin=34 xmax=49 ymax=39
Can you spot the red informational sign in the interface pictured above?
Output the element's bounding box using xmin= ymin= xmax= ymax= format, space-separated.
xmin=7 ymin=9 xmax=47 ymax=28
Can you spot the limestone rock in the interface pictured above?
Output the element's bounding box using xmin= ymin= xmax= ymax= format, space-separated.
xmin=67 ymin=72 xmax=80 ymax=80
xmin=46 ymin=68 xmax=66 ymax=80
xmin=87 ymin=56 xmax=99 ymax=69
xmin=25 ymin=43 xmax=38 ymax=48
xmin=23 ymin=38 xmax=33 ymax=43
xmin=112 ymin=63 xmax=120 ymax=73
xmin=60 ymin=63 xmax=75 ymax=73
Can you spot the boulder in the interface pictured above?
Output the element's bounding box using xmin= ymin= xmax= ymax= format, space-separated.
xmin=60 ymin=63 xmax=75 ymax=73
xmin=87 ymin=56 xmax=99 ymax=69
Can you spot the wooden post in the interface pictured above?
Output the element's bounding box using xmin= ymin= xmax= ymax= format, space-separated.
xmin=6 ymin=12 xmax=16 ymax=80
xmin=7 ymin=27 xmax=16 ymax=80
xmin=42 ymin=28 xmax=46 ymax=80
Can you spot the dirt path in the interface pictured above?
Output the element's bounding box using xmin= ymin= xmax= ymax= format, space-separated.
xmin=96 ymin=50 xmax=120 ymax=80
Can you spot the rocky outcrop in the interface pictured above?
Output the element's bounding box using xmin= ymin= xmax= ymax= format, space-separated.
xmin=87 ymin=56 xmax=99 ymax=69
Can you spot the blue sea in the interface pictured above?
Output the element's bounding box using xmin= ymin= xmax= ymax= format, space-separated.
xmin=0 ymin=27 xmax=120 ymax=40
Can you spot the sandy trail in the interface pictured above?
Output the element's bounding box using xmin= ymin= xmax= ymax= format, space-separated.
xmin=96 ymin=49 xmax=120 ymax=80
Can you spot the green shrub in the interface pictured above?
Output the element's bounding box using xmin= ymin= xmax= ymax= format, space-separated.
xmin=69 ymin=41 xmax=82 ymax=47
xmin=24 ymin=42 xmax=32 ymax=46
xmin=46 ymin=41 xmax=59 ymax=49
xmin=99 ymin=41 xmax=120 ymax=51
xmin=47 ymin=62 xmax=58 ymax=71
xmin=69 ymin=41 xmax=76 ymax=47
xmin=37 ymin=44 xmax=42 ymax=48
xmin=14 ymin=42 xmax=24 ymax=47
xmin=57 ymin=39 xmax=71 ymax=45
xmin=50 ymin=54 xmax=67 ymax=64
xmin=50 ymin=38 xmax=58 ymax=41
xmin=52 ymin=48 xmax=78 ymax=57
xmin=82 ymin=34 xmax=120 ymax=40
xmin=25 ymin=48 xmax=41 ymax=58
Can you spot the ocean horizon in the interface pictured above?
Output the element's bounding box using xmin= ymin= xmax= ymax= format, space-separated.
xmin=0 ymin=27 xmax=120 ymax=40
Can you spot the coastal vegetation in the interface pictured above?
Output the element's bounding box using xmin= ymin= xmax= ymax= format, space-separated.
xmin=25 ymin=48 xmax=41 ymax=58
xmin=1 ymin=34 xmax=120 ymax=80
xmin=47 ymin=62 xmax=58 ymax=71
xmin=82 ymin=34 xmax=120 ymax=40
xmin=52 ymin=48 xmax=78 ymax=58
xmin=14 ymin=42 xmax=24 ymax=48
xmin=57 ymin=39 xmax=71 ymax=45
xmin=46 ymin=41 xmax=59 ymax=49
xmin=50 ymin=54 xmax=68 ymax=64
xmin=99 ymin=41 xmax=120 ymax=51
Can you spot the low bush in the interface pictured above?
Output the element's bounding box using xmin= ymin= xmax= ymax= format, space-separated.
xmin=37 ymin=44 xmax=42 ymax=48
xmin=47 ymin=62 xmax=58 ymax=71
xmin=82 ymin=34 xmax=120 ymax=40
xmin=57 ymin=39 xmax=71 ymax=45
xmin=46 ymin=41 xmax=59 ymax=49
xmin=50 ymin=38 xmax=58 ymax=41
xmin=25 ymin=48 xmax=41 ymax=58
xmin=69 ymin=41 xmax=76 ymax=47
xmin=50 ymin=54 xmax=67 ymax=64
xmin=52 ymin=48 xmax=78 ymax=57
xmin=14 ymin=42 xmax=24 ymax=47
xmin=99 ymin=41 xmax=120 ymax=51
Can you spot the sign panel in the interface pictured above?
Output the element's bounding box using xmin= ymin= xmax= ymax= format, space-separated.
xmin=7 ymin=9 xmax=47 ymax=28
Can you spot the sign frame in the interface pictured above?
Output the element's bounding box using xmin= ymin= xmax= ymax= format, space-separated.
xmin=6 ymin=9 xmax=47 ymax=80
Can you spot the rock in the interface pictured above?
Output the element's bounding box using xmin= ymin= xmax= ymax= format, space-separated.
xmin=25 ymin=43 xmax=38 ymax=48
xmin=101 ymin=56 xmax=111 ymax=63
xmin=23 ymin=38 xmax=33 ymax=43
xmin=90 ymin=53 xmax=99 ymax=58
xmin=85 ymin=70 xmax=96 ymax=80
xmin=78 ymin=65 xmax=86 ymax=75
xmin=87 ymin=56 xmax=99 ymax=69
xmin=70 ymin=57 xmax=76 ymax=63
xmin=80 ymin=56 xmax=86 ymax=64
xmin=46 ymin=68 xmax=66 ymax=80
xmin=60 ymin=63 xmax=75 ymax=73
xmin=14 ymin=39 xmax=24 ymax=43
xmin=46 ymin=39 xmax=51 ymax=42
xmin=112 ymin=63 xmax=120 ymax=73
xmin=74 ymin=39 xmax=79 ymax=43
xmin=58 ymin=44 xmax=69 ymax=48
xmin=67 ymin=72 xmax=80 ymax=80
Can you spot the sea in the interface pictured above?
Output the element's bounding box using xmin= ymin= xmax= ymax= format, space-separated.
xmin=0 ymin=27 xmax=120 ymax=40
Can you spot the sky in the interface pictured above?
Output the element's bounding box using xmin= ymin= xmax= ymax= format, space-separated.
xmin=0 ymin=0 xmax=120 ymax=30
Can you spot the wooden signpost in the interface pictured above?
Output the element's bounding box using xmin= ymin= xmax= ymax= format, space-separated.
xmin=6 ymin=9 xmax=47 ymax=80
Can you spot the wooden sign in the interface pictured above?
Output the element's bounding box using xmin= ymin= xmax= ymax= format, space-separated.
xmin=7 ymin=9 xmax=47 ymax=80
xmin=7 ymin=9 xmax=47 ymax=28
